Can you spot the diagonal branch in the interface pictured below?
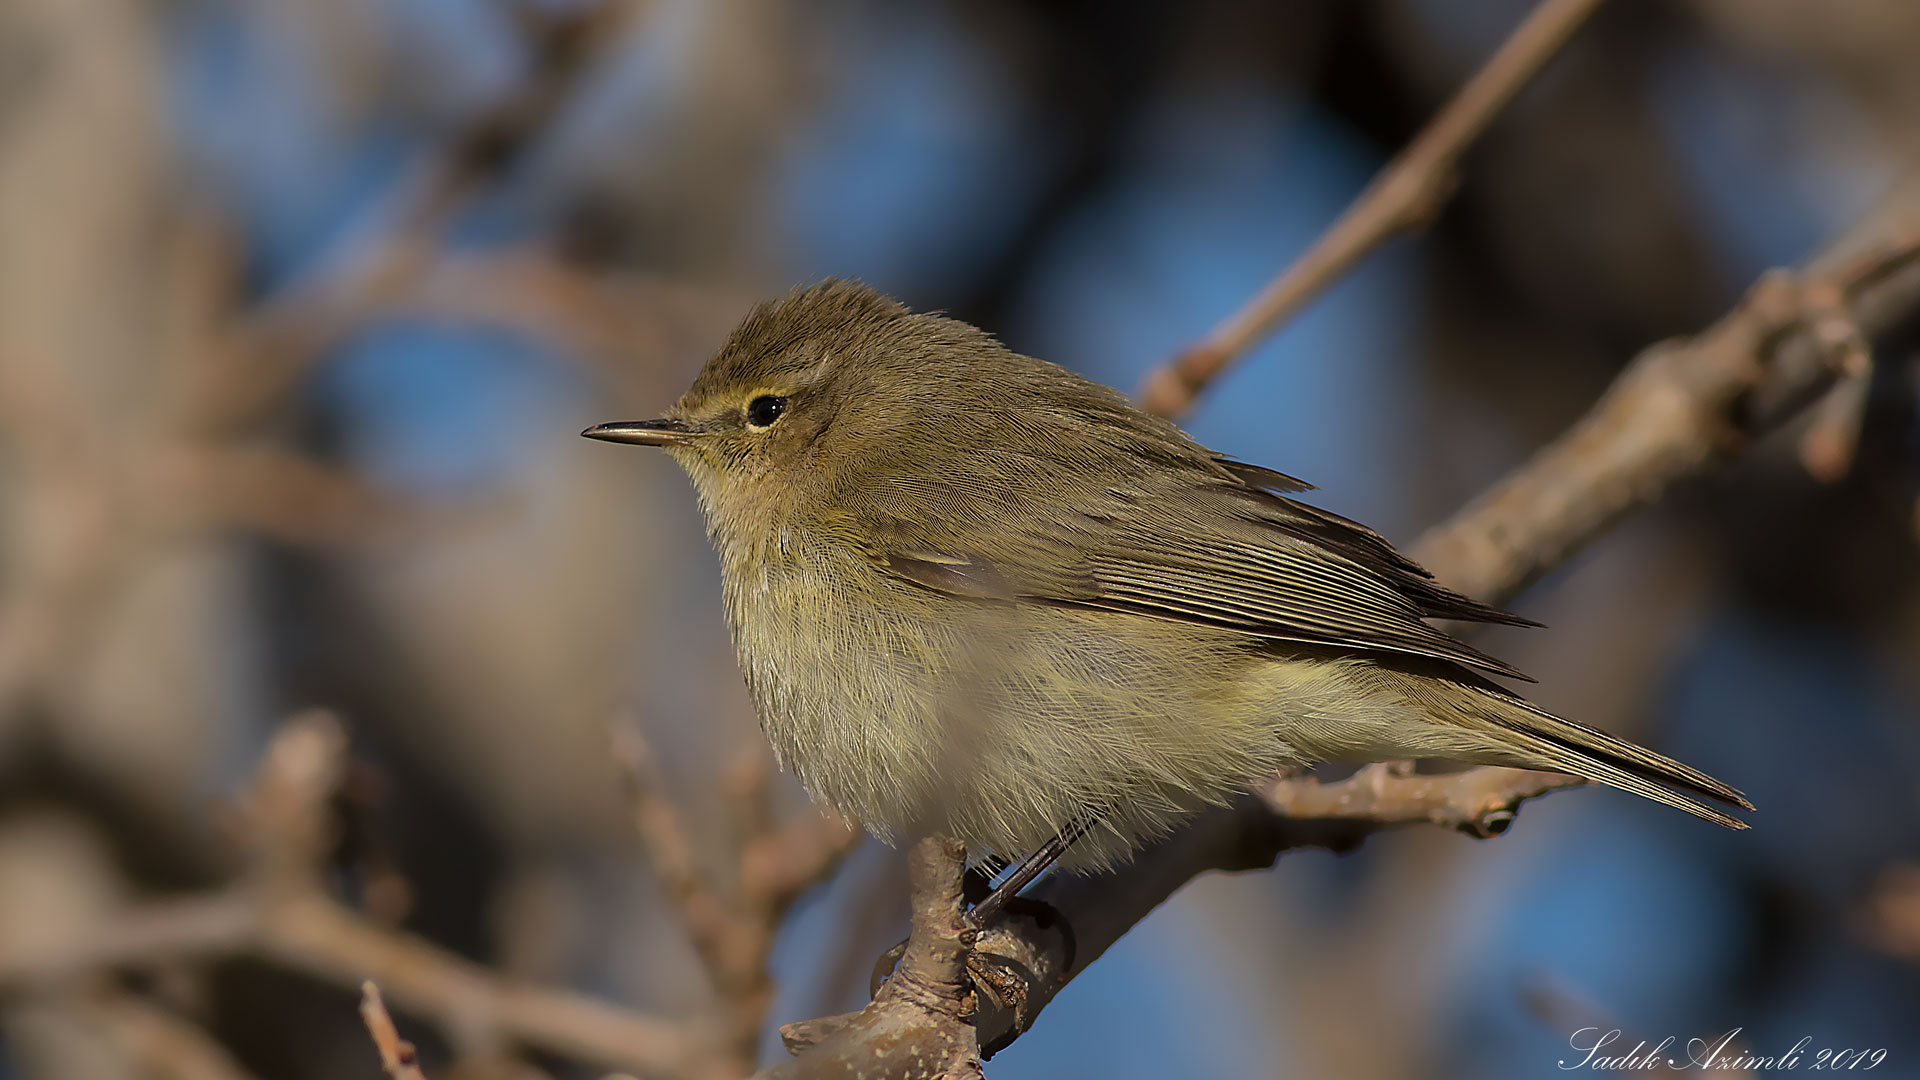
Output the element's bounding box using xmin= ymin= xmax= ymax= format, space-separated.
xmin=1408 ymin=225 xmax=1920 ymax=602
xmin=1139 ymin=0 xmax=1608 ymax=418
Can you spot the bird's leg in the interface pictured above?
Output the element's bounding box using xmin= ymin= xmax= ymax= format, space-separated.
xmin=966 ymin=819 xmax=1090 ymax=929
xmin=869 ymin=828 xmax=1088 ymax=998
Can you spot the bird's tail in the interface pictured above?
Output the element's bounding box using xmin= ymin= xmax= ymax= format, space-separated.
xmin=1367 ymin=664 xmax=1753 ymax=829
xmin=1483 ymin=695 xmax=1751 ymax=829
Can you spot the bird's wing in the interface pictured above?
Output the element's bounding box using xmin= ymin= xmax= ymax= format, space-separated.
xmin=828 ymin=413 xmax=1537 ymax=682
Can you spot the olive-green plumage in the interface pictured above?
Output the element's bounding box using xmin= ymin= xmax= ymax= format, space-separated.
xmin=586 ymin=280 xmax=1751 ymax=869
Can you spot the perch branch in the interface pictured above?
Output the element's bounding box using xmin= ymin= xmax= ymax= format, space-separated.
xmin=1140 ymin=0 xmax=1608 ymax=417
xmin=762 ymin=837 xmax=982 ymax=1080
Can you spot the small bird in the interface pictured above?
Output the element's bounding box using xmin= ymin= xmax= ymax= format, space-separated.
xmin=585 ymin=280 xmax=1749 ymax=913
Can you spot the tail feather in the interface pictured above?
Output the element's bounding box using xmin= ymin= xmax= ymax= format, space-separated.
xmin=1364 ymin=660 xmax=1753 ymax=830
xmin=1495 ymin=720 xmax=1750 ymax=830
xmin=1490 ymin=696 xmax=1753 ymax=812
xmin=1478 ymin=691 xmax=1752 ymax=830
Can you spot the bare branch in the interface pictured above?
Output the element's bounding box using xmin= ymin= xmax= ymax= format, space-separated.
xmin=0 ymin=1 xmax=655 ymax=728
xmin=739 ymin=803 xmax=862 ymax=918
xmin=1260 ymin=763 xmax=1583 ymax=839
xmin=262 ymin=892 xmax=701 ymax=1076
xmin=1140 ymin=0 xmax=1608 ymax=418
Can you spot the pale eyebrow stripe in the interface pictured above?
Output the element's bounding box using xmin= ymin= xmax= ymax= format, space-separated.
xmin=744 ymin=352 xmax=834 ymax=401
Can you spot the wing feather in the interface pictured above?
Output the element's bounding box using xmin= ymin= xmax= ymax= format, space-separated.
xmin=822 ymin=375 xmax=1534 ymax=680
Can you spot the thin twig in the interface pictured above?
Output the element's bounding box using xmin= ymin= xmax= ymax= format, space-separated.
xmin=266 ymin=892 xmax=701 ymax=1075
xmin=609 ymin=726 xmax=742 ymax=991
xmin=611 ymin=724 xmax=861 ymax=1076
xmin=361 ymin=982 xmax=431 ymax=1080
xmin=1261 ymin=763 xmax=1583 ymax=838
xmin=1139 ymin=0 xmax=1608 ymax=417
xmin=739 ymin=802 xmax=862 ymax=918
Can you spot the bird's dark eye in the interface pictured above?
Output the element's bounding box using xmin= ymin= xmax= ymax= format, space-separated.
xmin=745 ymin=395 xmax=788 ymax=428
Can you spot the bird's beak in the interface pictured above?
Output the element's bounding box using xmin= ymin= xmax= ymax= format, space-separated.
xmin=580 ymin=419 xmax=699 ymax=447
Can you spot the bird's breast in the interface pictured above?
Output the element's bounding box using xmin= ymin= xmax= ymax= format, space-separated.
xmin=717 ymin=531 xmax=959 ymax=831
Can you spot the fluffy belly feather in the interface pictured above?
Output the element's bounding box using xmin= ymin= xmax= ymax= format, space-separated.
xmin=721 ymin=538 xmax=1420 ymax=869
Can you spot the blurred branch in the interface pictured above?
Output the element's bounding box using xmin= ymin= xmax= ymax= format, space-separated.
xmin=394 ymin=251 xmax=693 ymax=369
xmin=1139 ymin=0 xmax=1607 ymax=417
xmin=57 ymin=989 xmax=263 ymax=1080
xmin=187 ymin=0 xmax=653 ymax=433
xmin=1862 ymin=863 xmax=1920 ymax=963
xmin=771 ymin=212 xmax=1920 ymax=1063
xmin=0 ymin=714 xmax=708 ymax=1078
xmin=428 ymin=1 xmax=649 ymax=217
xmin=389 ymin=251 xmax=756 ymax=390
xmin=0 ymin=0 xmax=659 ymax=744
xmin=1794 ymin=294 xmax=1874 ymax=483
xmin=614 ymin=727 xmax=743 ymax=988
xmin=1520 ymin=974 xmax=1759 ymax=1078
xmin=614 ymin=725 xmax=861 ymax=1077
xmin=150 ymin=442 xmax=413 ymax=548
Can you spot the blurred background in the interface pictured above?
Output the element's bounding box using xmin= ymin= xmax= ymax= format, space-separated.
xmin=2 ymin=0 xmax=1918 ymax=1077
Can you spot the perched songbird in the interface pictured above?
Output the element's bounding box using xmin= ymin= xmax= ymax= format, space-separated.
xmin=585 ymin=280 xmax=1749 ymax=909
